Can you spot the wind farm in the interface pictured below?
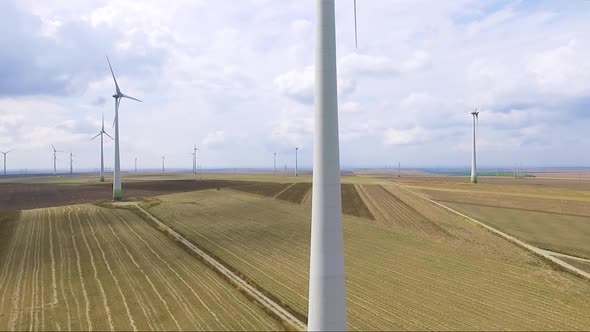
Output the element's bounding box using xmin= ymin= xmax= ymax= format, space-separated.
xmin=1 ymin=1 xmax=590 ymax=331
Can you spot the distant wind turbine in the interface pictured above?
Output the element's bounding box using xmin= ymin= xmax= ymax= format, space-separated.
xmin=52 ymin=145 xmax=63 ymax=176
xmin=135 ymin=156 xmax=138 ymax=173
xmin=192 ymin=145 xmax=198 ymax=174
xmin=274 ymin=152 xmax=277 ymax=175
xmin=69 ymin=152 xmax=75 ymax=174
xmin=308 ymin=0 xmax=355 ymax=330
xmin=470 ymin=109 xmax=479 ymax=184
xmin=91 ymin=113 xmax=114 ymax=182
xmin=162 ymin=155 xmax=165 ymax=173
xmin=295 ymin=147 xmax=299 ymax=177
xmin=107 ymin=56 xmax=143 ymax=200
xmin=1 ymin=149 xmax=13 ymax=176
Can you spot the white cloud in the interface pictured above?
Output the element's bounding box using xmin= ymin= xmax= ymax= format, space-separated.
xmin=202 ymin=130 xmax=226 ymax=147
xmin=384 ymin=127 xmax=431 ymax=145
xmin=527 ymin=39 xmax=590 ymax=96
xmin=274 ymin=66 xmax=314 ymax=105
xmin=2 ymin=0 xmax=590 ymax=168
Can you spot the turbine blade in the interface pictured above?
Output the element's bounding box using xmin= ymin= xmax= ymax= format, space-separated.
xmin=91 ymin=132 xmax=101 ymax=140
xmin=106 ymin=56 xmax=121 ymax=94
xmin=354 ymin=0 xmax=358 ymax=48
xmin=52 ymin=144 xmax=56 ymax=151
xmin=104 ymin=131 xmax=114 ymax=140
xmin=102 ymin=112 xmax=105 ymax=131
xmin=122 ymin=94 xmax=143 ymax=103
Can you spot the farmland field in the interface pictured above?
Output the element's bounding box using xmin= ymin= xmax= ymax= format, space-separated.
xmin=0 ymin=204 xmax=282 ymax=331
xmin=275 ymin=183 xmax=311 ymax=204
xmin=396 ymin=176 xmax=590 ymax=260
xmin=145 ymin=186 xmax=590 ymax=330
xmin=0 ymin=179 xmax=298 ymax=210
xmin=443 ymin=202 xmax=590 ymax=259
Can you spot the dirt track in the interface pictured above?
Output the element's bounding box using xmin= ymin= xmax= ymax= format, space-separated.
xmin=124 ymin=202 xmax=307 ymax=331
xmin=393 ymin=182 xmax=590 ymax=280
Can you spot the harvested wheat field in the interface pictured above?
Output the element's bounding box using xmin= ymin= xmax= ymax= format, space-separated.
xmin=0 ymin=205 xmax=282 ymax=331
xmin=443 ymin=202 xmax=590 ymax=259
xmin=146 ymin=187 xmax=590 ymax=330
xmin=396 ymin=177 xmax=590 ymax=260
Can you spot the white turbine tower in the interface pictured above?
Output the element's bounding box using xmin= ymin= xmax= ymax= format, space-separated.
xmin=274 ymin=152 xmax=277 ymax=175
xmin=91 ymin=113 xmax=114 ymax=182
xmin=69 ymin=152 xmax=76 ymax=174
xmin=162 ymin=155 xmax=165 ymax=173
xmin=1 ymin=149 xmax=13 ymax=176
xmin=295 ymin=147 xmax=299 ymax=177
xmin=470 ymin=109 xmax=479 ymax=184
xmin=107 ymin=56 xmax=142 ymax=200
xmin=51 ymin=145 xmax=63 ymax=176
xmin=192 ymin=145 xmax=198 ymax=174
xmin=135 ymin=156 xmax=138 ymax=173
xmin=308 ymin=0 xmax=352 ymax=330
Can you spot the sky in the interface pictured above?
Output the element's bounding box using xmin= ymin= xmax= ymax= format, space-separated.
xmin=0 ymin=0 xmax=589 ymax=171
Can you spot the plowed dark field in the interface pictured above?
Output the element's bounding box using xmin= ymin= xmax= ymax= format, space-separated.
xmin=0 ymin=180 xmax=289 ymax=210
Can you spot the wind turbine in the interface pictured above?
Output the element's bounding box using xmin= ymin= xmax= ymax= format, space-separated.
xmin=274 ymin=152 xmax=277 ymax=175
xmin=470 ymin=109 xmax=479 ymax=184
xmin=107 ymin=56 xmax=142 ymax=200
xmin=295 ymin=147 xmax=299 ymax=177
xmin=162 ymin=155 xmax=165 ymax=173
xmin=91 ymin=113 xmax=114 ymax=182
xmin=308 ymin=0 xmax=355 ymax=330
xmin=192 ymin=145 xmax=198 ymax=174
xmin=135 ymin=156 xmax=138 ymax=173
xmin=51 ymin=145 xmax=63 ymax=176
xmin=69 ymin=152 xmax=75 ymax=174
xmin=1 ymin=149 xmax=13 ymax=176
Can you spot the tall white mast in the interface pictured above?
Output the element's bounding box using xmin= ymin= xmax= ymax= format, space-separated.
xmin=308 ymin=1 xmax=347 ymax=330
xmin=1 ymin=150 xmax=13 ymax=176
xmin=470 ymin=109 xmax=479 ymax=184
xmin=295 ymin=147 xmax=299 ymax=177
xmin=107 ymin=56 xmax=142 ymax=200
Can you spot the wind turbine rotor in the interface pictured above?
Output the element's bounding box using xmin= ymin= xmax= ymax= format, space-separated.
xmin=121 ymin=94 xmax=143 ymax=103
xmin=106 ymin=56 xmax=121 ymax=95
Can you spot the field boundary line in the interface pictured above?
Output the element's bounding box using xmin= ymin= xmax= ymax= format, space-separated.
xmin=542 ymin=250 xmax=590 ymax=263
xmin=273 ymin=183 xmax=296 ymax=199
xmin=389 ymin=181 xmax=590 ymax=281
xmin=117 ymin=202 xmax=307 ymax=331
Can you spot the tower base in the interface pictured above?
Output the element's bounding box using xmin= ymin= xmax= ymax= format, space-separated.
xmin=113 ymin=188 xmax=122 ymax=201
xmin=100 ymin=176 xmax=105 ymax=182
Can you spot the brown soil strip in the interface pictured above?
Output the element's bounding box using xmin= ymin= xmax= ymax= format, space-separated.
xmin=341 ymin=184 xmax=374 ymax=220
xmin=275 ymin=183 xmax=311 ymax=204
